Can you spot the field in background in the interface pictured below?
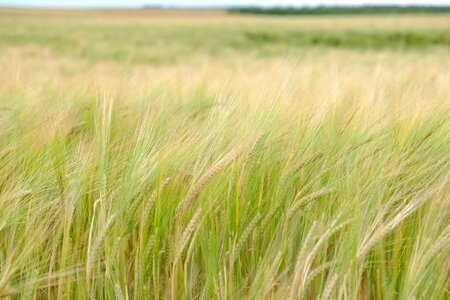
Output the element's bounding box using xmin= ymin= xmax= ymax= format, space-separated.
xmin=0 ymin=9 xmax=449 ymax=299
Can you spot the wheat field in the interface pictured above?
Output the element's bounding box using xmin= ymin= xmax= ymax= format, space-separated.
xmin=0 ymin=8 xmax=449 ymax=299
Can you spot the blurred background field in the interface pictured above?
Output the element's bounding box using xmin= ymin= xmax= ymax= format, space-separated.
xmin=1 ymin=9 xmax=449 ymax=116
xmin=1 ymin=8 xmax=450 ymax=64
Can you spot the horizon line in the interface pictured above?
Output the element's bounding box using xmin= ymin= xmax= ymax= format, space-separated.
xmin=1 ymin=3 xmax=450 ymax=9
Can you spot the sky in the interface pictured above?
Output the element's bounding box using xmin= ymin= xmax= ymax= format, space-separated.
xmin=1 ymin=0 xmax=449 ymax=8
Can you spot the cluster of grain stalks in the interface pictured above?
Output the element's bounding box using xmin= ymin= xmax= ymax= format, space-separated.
xmin=0 ymin=9 xmax=449 ymax=299
xmin=0 ymin=84 xmax=447 ymax=298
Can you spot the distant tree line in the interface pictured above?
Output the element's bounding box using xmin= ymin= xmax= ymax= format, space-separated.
xmin=228 ymin=6 xmax=450 ymax=15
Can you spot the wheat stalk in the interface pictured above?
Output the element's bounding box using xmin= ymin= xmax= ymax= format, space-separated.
xmin=175 ymin=207 xmax=203 ymax=261
xmin=303 ymin=262 xmax=333 ymax=288
xmin=358 ymin=190 xmax=431 ymax=263
xmin=287 ymin=188 xmax=332 ymax=219
xmin=289 ymin=221 xmax=318 ymax=299
xmin=322 ymin=273 xmax=337 ymax=300
xmin=142 ymin=177 xmax=171 ymax=220
xmin=423 ymin=224 xmax=450 ymax=263
xmin=232 ymin=213 xmax=261 ymax=264
xmin=176 ymin=152 xmax=237 ymax=216
xmin=283 ymin=152 xmax=324 ymax=183
xmin=258 ymin=201 xmax=281 ymax=240
xmin=115 ymin=284 xmax=125 ymax=300
xmin=86 ymin=214 xmax=116 ymax=282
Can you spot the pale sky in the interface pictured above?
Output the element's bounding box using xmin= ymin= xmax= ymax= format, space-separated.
xmin=1 ymin=0 xmax=449 ymax=8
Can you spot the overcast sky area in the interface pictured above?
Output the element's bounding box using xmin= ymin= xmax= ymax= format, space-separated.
xmin=1 ymin=0 xmax=449 ymax=8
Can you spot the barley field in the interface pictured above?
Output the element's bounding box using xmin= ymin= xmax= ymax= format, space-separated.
xmin=0 ymin=8 xmax=449 ymax=299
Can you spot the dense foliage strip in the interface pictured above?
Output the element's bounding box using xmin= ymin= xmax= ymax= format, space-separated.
xmin=229 ymin=6 xmax=450 ymax=15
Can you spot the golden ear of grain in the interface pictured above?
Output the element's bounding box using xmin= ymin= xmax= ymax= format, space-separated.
xmin=110 ymin=237 xmax=121 ymax=261
xmin=299 ymin=219 xmax=350 ymax=292
xmin=176 ymin=152 xmax=237 ymax=217
xmin=358 ymin=190 xmax=433 ymax=264
xmin=303 ymin=262 xmax=334 ymax=288
xmin=141 ymin=176 xmax=171 ymax=221
xmin=86 ymin=214 xmax=116 ymax=281
xmin=232 ymin=213 xmax=262 ymax=264
xmin=115 ymin=284 xmax=125 ymax=300
xmin=5 ymin=190 xmax=33 ymax=200
xmin=289 ymin=221 xmax=318 ymax=299
xmin=257 ymin=201 xmax=281 ymax=240
xmin=283 ymin=152 xmax=324 ymax=182
xmin=287 ymin=188 xmax=332 ymax=219
xmin=423 ymin=224 xmax=450 ymax=263
xmin=321 ymin=273 xmax=338 ymax=300
xmin=175 ymin=207 xmax=203 ymax=261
